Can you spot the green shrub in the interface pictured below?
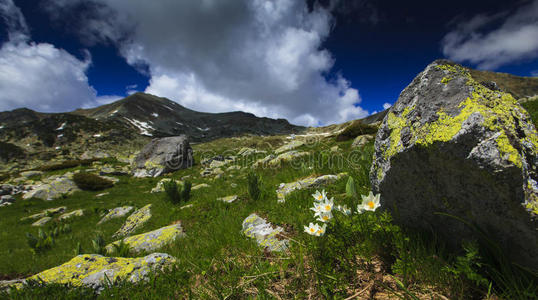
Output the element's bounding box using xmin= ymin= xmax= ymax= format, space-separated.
xmin=247 ymin=172 xmax=261 ymax=201
xmin=335 ymin=120 xmax=377 ymax=141
xmin=73 ymin=172 xmax=114 ymax=191
xmin=163 ymin=180 xmax=181 ymax=204
xmin=74 ymin=242 xmax=83 ymax=255
xmin=181 ymin=181 xmax=192 ymax=202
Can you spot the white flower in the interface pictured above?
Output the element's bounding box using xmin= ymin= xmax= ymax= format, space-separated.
xmin=316 ymin=211 xmax=333 ymax=223
xmin=312 ymin=190 xmax=327 ymax=202
xmin=357 ymin=191 xmax=381 ymax=213
xmin=319 ymin=197 xmax=334 ymax=213
xmin=335 ymin=204 xmax=352 ymax=216
xmin=315 ymin=224 xmax=327 ymax=236
xmin=304 ymin=222 xmax=320 ymax=236
xmin=310 ymin=202 xmax=322 ymax=214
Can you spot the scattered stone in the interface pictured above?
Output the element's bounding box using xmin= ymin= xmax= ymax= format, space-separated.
xmin=231 ymin=183 xmax=238 ymax=188
xmin=227 ymin=165 xmax=241 ymax=171
xmin=275 ymin=140 xmax=305 ymax=154
xmin=20 ymin=171 xmax=43 ymax=178
xmin=106 ymin=223 xmax=185 ymax=254
xmin=242 ymin=213 xmax=288 ymax=252
xmin=32 ymin=217 xmax=52 ymax=227
xmin=237 ymin=147 xmax=266 ymax=157
xmin=180 ymin=204 xmax=193 ymax=210
xmin=276 ymin=173 xmax=348 ymax=203
xmin=330 ymin=145 xmax=339 ymax=152
xmin=192 ymin=183 xmax=210 ymax=190
xmin=351 ymin=134 xmax=374 ymax=148
xmin=81 ymin=150 xmax=110 ymax=160
xmin=370 ymin=59 xmax=538 ymax=269
xmin=112 ymin=204 xmax=152 ymax=238
xmin=0 ymin=195 xmax=15 ymax=206
xmin=251 ymin=155 xmax=276 ymax=169
xmin=22 ymin=177 xmax=79 ymax=201
xmin=200 ymin=167 xmax=223 ymax=178
xmin=13 ymin=253 xmax=176 ymax=292
xmin=132 ymin=136 xmax=194 ymax=178
xmin=97 ymin=206 xmax=134 ymax=225
xmin=150 ymin=178 xmax=182 ymax=193
xmin=95 ymin=192 xmax=109 ymax=198
xmin=267 ymin=151 xmax=309 ymax=168
xmin=99 ymin=166 xmax=128 ymax=176
xmin=58 ymin=209 xmax=84 ymax=221
xmin=181 ymin=175 xmax=191 ymax=181
xmin=217 ymin=195 xmax=238 ymax=203
xmin=21 ymin=206 xmax=67 ymax=221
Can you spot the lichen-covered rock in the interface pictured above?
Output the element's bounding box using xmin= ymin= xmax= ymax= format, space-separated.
xmin=275 ymin=140 xmax=304 ymax=154
xmin=31 ymin=217 xmax=51 ymax=227
xmin=370 ymin=59 xmax=538 ymax=269
xmin=217 ymin=195 xmax=238 ymax=203
xmin=251 ymin=154 xmax=276 ymax=169
xmin=132 ymin=136 xmax=193 ymax=178
xmin=276 ymin=173 xmax=347 ymax=203
xmin=22 ymin=177 xmax=79 ymax=201
xmin=81 ymin=150 xmax=110 ymax=160
xmin=58 ymin=209 xmax=84 ymax=221
xmin=242 ymin=214 xmax=288 ymax=252
xmin=266 ymin=151 xmax=309 ymax=168
xmin=97 ymin=206 xmax=134 ymax=225
xmin=20 ymin=253 xmax=176 ymax=292
xmin=351 ymin=134 xmax=374 ymax=148
xmin=237 ymin=147 xmax=266 ymax=157
xmin=150 ymin=178 xmax=182 ymax=193
xmin=106 ymin=223 xmax=185 ymax=254
xmin=112 ymin=204 xmax=152 ymax=238
xmin=200 ymin=167 xmax=223 ymax=178
xmin=20 ymin=171 xmax=43 ymax=178
xmin=0 ymin=195 xmax=15 ymax=206
xmin=191 ymin=183 xmax=210 ymax=190
xmin=21 ymin=206 xmax=67 ymax=221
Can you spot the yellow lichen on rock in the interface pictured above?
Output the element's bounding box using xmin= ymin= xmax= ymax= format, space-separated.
xmin=106 ymin=223 xmax=184 ymax=254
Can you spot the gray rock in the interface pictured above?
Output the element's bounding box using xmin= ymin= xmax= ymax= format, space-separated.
xmin=351 ymin=134 xmax=374 ymax=148
xmin=192 ymin=183 xmax=210 ymax=190
xmin=275 ymin=140 xmax=305 ymax=154
xmin=21 ymin=206 xmax=67 ymax=221
xmin=0 ymin=195 xmax=15 ymax=204
xmin=370 ymin=59 xmax=538 ymax=269
xmin=20 ymin=171 xmax=43 ymax=178
xmin=58 ymin=209 xmax=84 ymax=221
xmin=97 ymin=206 xmax=134 ymax=225
xmin=22 ymin=177 xmax=79 ymax=201
xmin=106 ymin=223 xmax=185 ymax=254
xmin=217 ymin=195 xmax=238 ymax=203
xmin=12 ymin=253 xmax=176 ymax=293
xmin=112 ymin=204 xmax=152 ymax=238
xmin=276 ymin=173 xmax=347 ymax=202
xmin=242 ymin=213 xmax=288 ymax=252
xmin=32 ymin=217 xmax=52 ymax=226
xmin=132 ymin=136 xmax=194 ymax=178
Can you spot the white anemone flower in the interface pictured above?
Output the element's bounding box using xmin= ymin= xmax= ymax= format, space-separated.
xmin=315 ymin=224 xmax=327 ymax=236
xmin=312 ymin=190 xmax=327 ymax=202
xmin=357 ymin=191 xmax=381 ymax=213
xmin=336 ymin=204 xmax=352 ymax=216
xmin=304 ymin=222 xmax=320 ymax=236
xmin=319 ymin=197 xmax=334 ymax=213
xmin=310 ymin=202 xmax=322 ymax=214
xmin=316 ymin=211 xmax=333 ymax=223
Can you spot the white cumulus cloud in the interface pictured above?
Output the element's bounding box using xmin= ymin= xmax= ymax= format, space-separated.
xmin=382 ymin=102 xmax=392 ymax=110
xmin=442 ymin=0 xmax=538 ymax=70
xmin=45 ymin=0 xmax=368 ymax=126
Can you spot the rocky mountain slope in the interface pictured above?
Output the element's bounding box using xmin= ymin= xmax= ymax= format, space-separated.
xmin=72 ymin=93 xmax=304 ymax=141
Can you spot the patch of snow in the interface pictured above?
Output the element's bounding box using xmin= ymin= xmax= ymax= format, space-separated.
xmin=176 ymin=122 xmax=183 ymax=126
xmin=110 ymin=109 xmax=119 ymax=115
xmin=0 ymin=125 xmax=4 ymax=129
xmin=56 ymin=122 xmax=67 ymax=130
xmin=123 ymin=117 xmax=155 ymax=136
xmin=93 ymin=134 xmax=102 ymax=138
xmin=196 ymin=126 xmax=210 ymax=131
xmin=55 ymin=146 xmax=61 ymax=150
xmin=57 ymin=134 xmax=63 ymax=138
xmin=151 ymin=112 xmax=159 ymax=117
xmin=164 ymin=105 xmax=175 ymax=111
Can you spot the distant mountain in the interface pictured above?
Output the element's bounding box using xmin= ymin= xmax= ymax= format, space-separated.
xmin=0 ymin=93 xmax=304 ymax=168
xmin=72 ymin=93 xmax=304 ymax=141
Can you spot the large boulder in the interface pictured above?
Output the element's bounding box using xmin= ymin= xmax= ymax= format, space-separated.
xmin=22 ymin=177 xmax=79 ymax=201
xmin=242 ymin=213 xmax=288 ymax=252
xmin=370 ymin=60 xmax=538 ymax=268
xmin=132 ymin=136 xmax=193 ymax=177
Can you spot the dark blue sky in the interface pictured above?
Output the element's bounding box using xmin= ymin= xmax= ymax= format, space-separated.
xmin=1 ymin=0 xmax=537 ymax=125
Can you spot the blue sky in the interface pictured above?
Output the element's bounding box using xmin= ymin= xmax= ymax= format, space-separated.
xmin=1 ymin=0 xmax=537 ymax=126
